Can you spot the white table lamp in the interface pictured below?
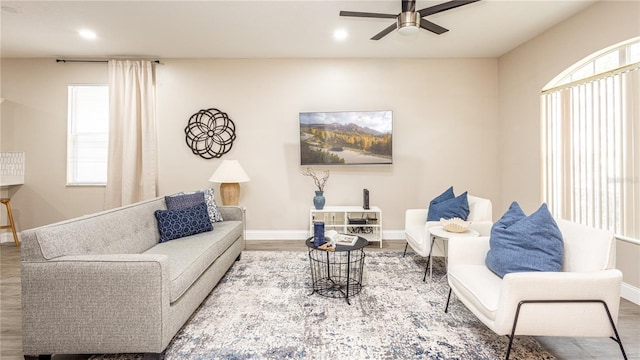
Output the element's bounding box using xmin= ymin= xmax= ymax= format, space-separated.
xmin=208 ymin=160 xmax=250 ymax=206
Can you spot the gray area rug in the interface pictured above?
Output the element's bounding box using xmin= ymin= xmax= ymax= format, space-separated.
xmin=96 ymin=251 xmax=555 ymax=359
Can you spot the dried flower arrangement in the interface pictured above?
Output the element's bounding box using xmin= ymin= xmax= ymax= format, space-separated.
xmin=302 ymin=167 xmax=330 ymax=191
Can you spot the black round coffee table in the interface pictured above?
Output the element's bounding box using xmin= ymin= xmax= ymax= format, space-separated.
xmin=306 ymin=236 xmax=368 ymax=305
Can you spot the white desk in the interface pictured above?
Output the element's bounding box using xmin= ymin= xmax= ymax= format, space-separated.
xmin=427 ymin=226 xmax=479 ymax=282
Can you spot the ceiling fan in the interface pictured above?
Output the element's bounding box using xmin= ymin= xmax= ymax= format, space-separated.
xmin=339 ymin=0 xmax=480 ymax=40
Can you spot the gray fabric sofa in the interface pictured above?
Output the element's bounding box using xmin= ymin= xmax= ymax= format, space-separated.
xmin=20 ymin=196 xmax=245 ymax=359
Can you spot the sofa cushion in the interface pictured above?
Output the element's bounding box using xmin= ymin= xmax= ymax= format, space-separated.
xmin=34 ymin=198 xmax=165 ymax=260
xmin=466 ymin=195 xmax=493 ymax=222
xmin=556 ymin=219 xmax=615 ymax=272
xmin=154 ymin=203 xmax=213 ymax=243
xmin=448 ymin=264 xmax=502 ymax=321
xmin=144 ymin=220 xmax=243 ymax=303
xmin=165 ymin=192 xmax=206 ymax=210
xmin=485 ymin=202 xmax=564 ymax=278
xmin=427 ymin=191 xmax=470 ymax=221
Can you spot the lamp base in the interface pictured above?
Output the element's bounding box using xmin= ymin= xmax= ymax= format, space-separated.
xmin=220 ymin=182 xmax=240 ymax=206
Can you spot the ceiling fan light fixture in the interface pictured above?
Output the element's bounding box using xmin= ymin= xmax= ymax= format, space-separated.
xmin=397 ymin=12 xmax=420 ymax=36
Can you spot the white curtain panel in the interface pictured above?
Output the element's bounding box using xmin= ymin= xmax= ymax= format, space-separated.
xmin=104 ymin=60 xmax=158 ymax=209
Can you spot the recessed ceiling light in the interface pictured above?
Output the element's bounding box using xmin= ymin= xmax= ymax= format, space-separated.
xmin=78 ymin=29 xmax=97 ymax=40
xmin=333 ymin=29 xmax=348 ymax=41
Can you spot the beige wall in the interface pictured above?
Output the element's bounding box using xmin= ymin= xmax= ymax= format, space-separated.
xmin=1 ymin=58 xmax=500 ymax=235
xmin=497 ymin=0 xmax=640 ymax=288
xmin=1 ymin=60 xmax=108 ymax=234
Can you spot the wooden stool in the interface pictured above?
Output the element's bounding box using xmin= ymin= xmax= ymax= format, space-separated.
xmin=1 ymin=198 xmax=20 ymax=247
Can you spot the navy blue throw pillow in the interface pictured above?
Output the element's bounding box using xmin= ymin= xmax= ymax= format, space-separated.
xmin=427 ymin=190 xmax=470 ymax=221
xmin=430 ymin=186 xmax=455 ymax=206
xmin=154 ymin=203 xmax=213 ymax=243
xmin=485 ymin=202 xmax=564 ymax=278
xmin=165 ymin=192 xmax=206 ymax=211
xmin=427 ymin=186 xmax=454 ymax=221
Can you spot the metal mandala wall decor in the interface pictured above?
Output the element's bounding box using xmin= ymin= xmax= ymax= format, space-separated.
xmin=184 ymin=108 xmax=237 ymax=159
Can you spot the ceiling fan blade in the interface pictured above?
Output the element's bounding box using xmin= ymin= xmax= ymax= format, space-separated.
xmin=418 ymin=0 xmax=480 ymax=17
xmin=419 ymin=19 xmax=449 ymax=35
xmin=339 ymin=11 xmax=397 ymax=19
xmin=371 ymin=23 xmax=398 ymax=40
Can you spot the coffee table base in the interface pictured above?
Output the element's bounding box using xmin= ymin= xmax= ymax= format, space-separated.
xmin=307 ymin=248 xmax=366 ymax=305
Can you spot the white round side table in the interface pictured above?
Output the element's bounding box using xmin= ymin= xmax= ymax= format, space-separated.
xmin=427 ymin=225 xmax=479 ymax=282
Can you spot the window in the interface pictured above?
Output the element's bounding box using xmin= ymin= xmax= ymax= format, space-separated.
xmin=551 ymin=38 xmax=640 ymax=88
xmin=67 ymin=85 xmax=109 ymax=185
xmin=541 ymin=37 xmax=640 ymax=241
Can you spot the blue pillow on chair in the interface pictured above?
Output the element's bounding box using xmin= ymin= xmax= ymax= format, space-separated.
xmin=430 ymin=186 xmax=455 ymax=206
xmin=485 ymin=202 xmax=564 ymax=278
xmin=427 ymin=188 xmax=470 ymax=221
xmin=154 ymin=203 xmax=213 ymax=243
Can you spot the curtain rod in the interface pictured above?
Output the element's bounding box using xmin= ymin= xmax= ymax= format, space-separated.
xmin=56 ymin=59 xmax=160 ymax=64
xmin=541 ymin=62 xmax=639 ymax=94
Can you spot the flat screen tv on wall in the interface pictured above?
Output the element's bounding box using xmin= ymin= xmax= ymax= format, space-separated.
xmin=299 ymin=110 xmax=392 ymax=165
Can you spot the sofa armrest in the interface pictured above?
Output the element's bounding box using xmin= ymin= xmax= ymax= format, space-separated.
xmin=22 ymin=254 xmax=171 ymax=355
xmin=493 ymin=269 xmax=623 ymax=335
xmin=218 ymin=206 xmax=244 ymax=222
xmin=404 ymin=209 xmax=427 ymax=229
xmin=499 ymin=269 xmax=623 ymax=306
xmin=448 ymin=236 xmax=490 ymax=268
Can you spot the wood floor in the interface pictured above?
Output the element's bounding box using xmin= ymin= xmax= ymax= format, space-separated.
xmin=2 ymin=241 xmax=638 ymax=360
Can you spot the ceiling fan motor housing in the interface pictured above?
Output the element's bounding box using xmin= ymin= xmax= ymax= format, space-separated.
xmin=397 ymin=12 xmax=421 ymax=35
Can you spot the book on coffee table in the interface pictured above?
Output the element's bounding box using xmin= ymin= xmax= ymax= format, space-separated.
xmin=333 ymin=233 xmax=359 ymax=246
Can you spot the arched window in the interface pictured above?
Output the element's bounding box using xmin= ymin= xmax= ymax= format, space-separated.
xmin=541 ymin=37 xmax=640 ymax=241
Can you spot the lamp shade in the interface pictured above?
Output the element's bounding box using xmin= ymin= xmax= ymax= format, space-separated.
xmin=208 ymin=160 xmax=250 ymax=183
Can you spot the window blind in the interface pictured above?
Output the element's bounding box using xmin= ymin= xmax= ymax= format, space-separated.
xmin=542 ymin=67 xmax=639 ymax=240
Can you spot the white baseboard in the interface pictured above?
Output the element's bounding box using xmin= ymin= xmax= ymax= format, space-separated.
xmin=621 ymin=282 xmax=640 ymax=305
xmin=382 ymin=230 xmax=406 ymax=240
xmin=245 ymin=230 xmax=309 ymax=240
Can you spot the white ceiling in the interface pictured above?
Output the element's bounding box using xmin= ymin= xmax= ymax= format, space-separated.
xmin=1 ymin=0 xmax=596 ymax=59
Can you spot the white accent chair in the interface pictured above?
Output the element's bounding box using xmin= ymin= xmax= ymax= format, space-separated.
xmin=404 ymin=195 xmax=493 ymax=280
xmin=445 ymin=219 xmax=627 ymax=360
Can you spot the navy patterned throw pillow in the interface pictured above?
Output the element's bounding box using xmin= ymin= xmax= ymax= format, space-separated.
xmin=202 ymin=188 xmax=224 ymax=222
xmin=165 ymin=192 xmax=206 ymax=210
xmin=166 ymin=190 xmax=224 ymax=223
xmin=154 ymin=203 xmax=213 ymax=243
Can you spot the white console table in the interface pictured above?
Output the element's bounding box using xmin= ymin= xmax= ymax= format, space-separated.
xmin=309 ymin=206 xmax=382 ymax=248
